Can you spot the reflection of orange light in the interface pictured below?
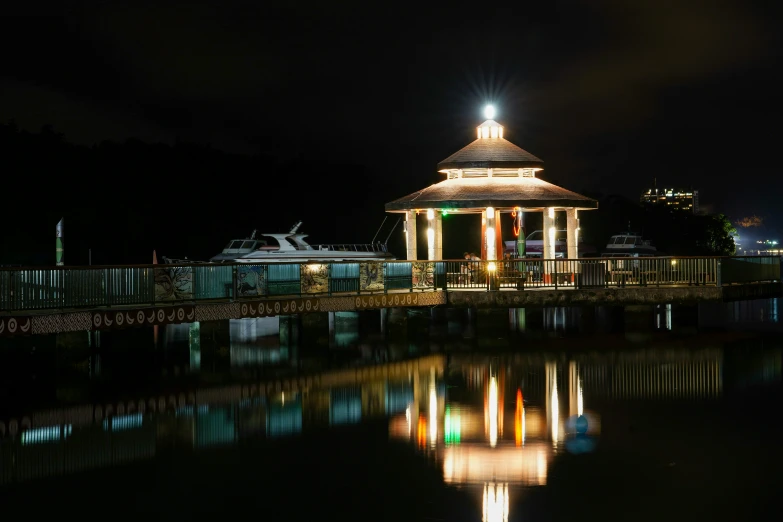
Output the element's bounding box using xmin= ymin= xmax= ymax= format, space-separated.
xmin=515 ymin=389 xmax=523 ymax=447
xmin=417 ymin=414 xmax=427 ymax=448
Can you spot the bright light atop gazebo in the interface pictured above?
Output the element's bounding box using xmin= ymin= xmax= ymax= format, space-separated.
xmin=484 ymin=104 xmax=496 ymax=119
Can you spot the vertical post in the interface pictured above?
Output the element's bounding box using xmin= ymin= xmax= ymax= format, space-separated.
xmin=405 ymin=210 xmax=418 ymax=261
xmin=495 ymin=209 xmax=503 ymax=260
xmin=426 ymin=209 xmax=442 ymax=260
xmin=566 ymin=208 xmax=579 ymax=285
xmin=56 ymin=218 xmax=64 ymax=266
xmin=485 ymin=207 xmax=497 ymax=261
xmin=480 ymin=211 xmax=487 ymax=260
xmin=543 ymin=208 xmax=555 ymax=284
xmin=566 ymin=209 xmax=579 ymax=260
xmin=435 ymin=210 xmax=443 ymax=261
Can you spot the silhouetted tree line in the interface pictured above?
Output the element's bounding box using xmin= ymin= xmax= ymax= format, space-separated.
xmin=0 ymin=122 xmax=390 ymax=265
xmin=579 ymin=192 xmax=736 ymax=256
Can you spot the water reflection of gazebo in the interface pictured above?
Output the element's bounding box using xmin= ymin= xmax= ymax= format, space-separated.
xmin=385 ymin=109 xmax=598 ymax=282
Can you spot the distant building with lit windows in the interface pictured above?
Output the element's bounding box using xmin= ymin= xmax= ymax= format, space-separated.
xmin=641 ymin=186 xmax=699 ymax=214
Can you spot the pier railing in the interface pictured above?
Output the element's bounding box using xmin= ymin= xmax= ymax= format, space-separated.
xmin=0 ymin=256 xmax=779 ymax=312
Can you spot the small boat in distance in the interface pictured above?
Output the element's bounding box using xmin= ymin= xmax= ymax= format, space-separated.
xmin=209 ymin=221 xmax=396 ymax=263
xmin=600 ymin=233 xmax=660 ymax=257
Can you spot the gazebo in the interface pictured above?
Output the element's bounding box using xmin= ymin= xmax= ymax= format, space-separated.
xmin=385 ymin=108 xmax=598 ymax=281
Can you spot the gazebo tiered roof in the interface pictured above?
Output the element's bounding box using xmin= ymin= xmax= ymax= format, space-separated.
xmin=385 ymin=117 xmax=597 ymax=213
xmin=437 ymin=120 xmax=544 ymax=171
xmin=385 ymin=175 xmax=597 ymax=211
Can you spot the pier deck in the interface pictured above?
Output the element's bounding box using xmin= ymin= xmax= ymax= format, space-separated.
xmin=0 ymin=257 xmax=779 ymax=336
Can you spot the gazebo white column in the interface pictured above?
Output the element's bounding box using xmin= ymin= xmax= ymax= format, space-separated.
xmin=405 ymin=210 xmax=417 ymax=260
xmin=485 ymin=207 xmax=497 ymax=260
xmin=427 ymin=209 xmax=442 ymax=260
xmin=566 ymin=208 xmax=579 ymax=259
xmin=542 ymin=207 xmax=555 ymax=283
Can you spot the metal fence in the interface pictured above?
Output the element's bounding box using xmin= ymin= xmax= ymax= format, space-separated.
xmin=0 ymin=256 xmax=779 ymax=312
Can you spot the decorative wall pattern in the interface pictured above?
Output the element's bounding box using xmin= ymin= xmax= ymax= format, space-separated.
xmin=239 ymin=297 xmax=320 ymax=318
xmin=300 ymin=264 xmax=328 ymax=294
xmin=317 ymin=297 xmax=355 ymax=312
xmin=155 ymin=266 xmax=193 ymax=301
xmin=236 ymin=265 xmax=266 ymax=297
xmin=0 ymin=316 xmax=32 ymax=336
xmin=360 ymin=262 xmax=384 ymax=291
xmin=92 ymin=305 xmax=195 ymax=330
xmin=412 ymin=262 xmax=434 ymax=289
xmin=355 ymin=293 xmax=418 ymax=309
xmin=195 ymin=303 xmax=241 ymax=322
xmin=32 ymin=312 xmax=92 ymax=335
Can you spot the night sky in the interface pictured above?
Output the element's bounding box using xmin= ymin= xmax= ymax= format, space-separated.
xmin=2 ymin=1 xmax=781 ymax=264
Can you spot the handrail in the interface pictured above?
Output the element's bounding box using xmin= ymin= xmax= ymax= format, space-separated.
xmin=0 ymin=256 xmax=779 ymax=314
xmin=0 ymin=255 xmax=778 ymax=272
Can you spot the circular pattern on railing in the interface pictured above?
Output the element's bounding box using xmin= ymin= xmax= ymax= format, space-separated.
xmin=241 ymin=303 xmax=248 ymax=316
xmin=7 ymin=318 xmax=17 ymax=334
xmin=305 ymin=300 xmax=312 ymax=311
xmin=115 ymin=312 xmax=124 ymax=326
xmin=157 ymin=309 xmax=165 ymax=322
xmin=274 ymin=302 xmax=280 ymax=313
xmin=137 ymin=311 xmax=145 ymax=323
xmin=177 ymin=308 xmax=185 ymax=321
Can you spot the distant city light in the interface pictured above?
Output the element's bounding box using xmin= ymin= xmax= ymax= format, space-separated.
xmin=484 ymin=104 xmax=496 ymax=119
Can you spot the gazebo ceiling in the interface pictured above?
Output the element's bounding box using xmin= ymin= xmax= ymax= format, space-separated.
xmin=437 ymin=137 xmax=544 ymax=171
xmin=384 ymin=176 xmax=598 ymax=212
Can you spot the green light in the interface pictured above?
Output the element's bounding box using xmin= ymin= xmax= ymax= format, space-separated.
xmin=444 ymin=405 xmax=461 ymax=445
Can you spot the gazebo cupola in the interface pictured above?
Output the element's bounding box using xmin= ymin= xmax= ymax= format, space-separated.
xmin=385 ymin=105 xmax=598 ymax=270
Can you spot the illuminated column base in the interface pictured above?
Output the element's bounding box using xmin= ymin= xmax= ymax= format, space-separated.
xmin=485 ymin=207 xmax=497 ymax=261
xmin=405 ymin=210 xmax=417 ymax=261
xmin=427 ymin=210 xmax=443 ymax=260
xmin=542 ymin=208 xmax=555 ymax=283
xmin=566 ymin=208 xmax=579 ymax=283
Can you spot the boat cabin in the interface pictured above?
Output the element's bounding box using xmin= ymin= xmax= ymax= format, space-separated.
xmin=606 ymin=234 xmax=653 ymax=249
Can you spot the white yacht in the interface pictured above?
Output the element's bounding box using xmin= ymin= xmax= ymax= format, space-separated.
xmin=209 ymin=221 xmax=396 ymax=263
xmin=601 ymin=233 xmax=660 ymax=257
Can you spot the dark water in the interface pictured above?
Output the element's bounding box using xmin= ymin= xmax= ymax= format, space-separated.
xmin=1 ymin=298 xmax=781 ymax=520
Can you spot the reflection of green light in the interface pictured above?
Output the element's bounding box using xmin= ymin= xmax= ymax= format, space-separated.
xmin=444 ymin=405 xmax=461 ymax=445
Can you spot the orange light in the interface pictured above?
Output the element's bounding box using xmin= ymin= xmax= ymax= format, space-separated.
xmin=515 ymin=389 xmax=524 ymax=447
xmin=417 ymin=414 xmax=427 ymax=448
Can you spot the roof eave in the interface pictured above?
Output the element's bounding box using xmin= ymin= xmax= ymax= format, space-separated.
xmin=385 ymin=198 xmax=599 ymax=212
xmin=436 ymin=160 xmax=545 ymax=170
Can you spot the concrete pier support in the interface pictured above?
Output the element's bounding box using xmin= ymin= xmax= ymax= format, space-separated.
xmin=407 ymin=308 xmax=430 ymax=340
xmin=509 ymin=307 xmax=526 ymax=333
xmin=279 ymin=315 xmax=300 ymax=347
xmin=189 ymin=322 xmax=201 ymax=371
xmin=671 ymin=303 xmax=699 ymax=334
xmin=328 ymin=311 xmax=360 ymax=348
xmin=380 ymin=308 xmax=388 ymax=335
xmin=387 ymin=307 xmax=409 ymax=340
xmin=624 ymin=305 xmax=655 ymax=343
xmin=301 ymin=312 xmax=330 ymax=348
xmin=476 ymin=309 xmax=509 ymax=348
